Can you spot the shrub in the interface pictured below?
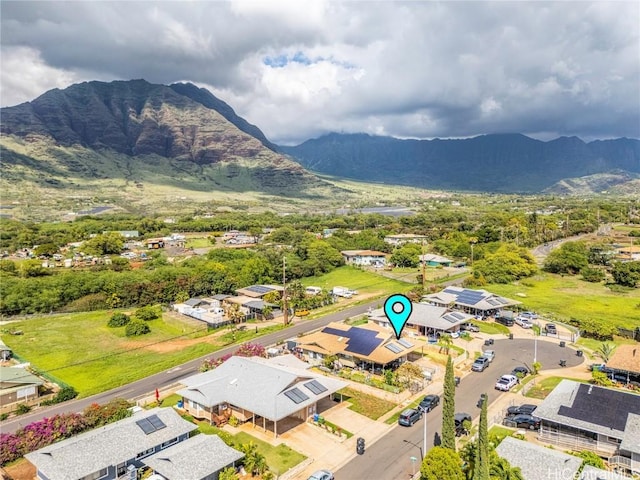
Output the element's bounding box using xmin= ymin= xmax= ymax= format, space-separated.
xmin=235 ymin=343 xmax=266 ymax=358
xmin=107 ymin=312 xmax=131 ymax=327
xmin=16 ymin=404 xmax=31 ymax=415
xmin=125 ymin=319 xmax=151 ymax=336
xmin=228 ymin=415 xmax=239 ymax=427
xmin=135 ymin=305 xmax=160 ymax=321
xmin=580 ymin=267 xmax=605 ymax=283
xmin=0 ymin=413 xmax=8 ymax=421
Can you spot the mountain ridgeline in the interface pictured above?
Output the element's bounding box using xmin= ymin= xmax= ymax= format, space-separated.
xmin=0 ymin=79 xmax=329 ymax=197
xmin=279 ymin=133 xmax=640 ymax=193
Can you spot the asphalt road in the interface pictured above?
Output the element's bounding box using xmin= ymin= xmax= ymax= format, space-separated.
xmin=335 ymin=338 xmax=584 ymax=480
xmin=1 ymin=299 xmax=381 ymax=434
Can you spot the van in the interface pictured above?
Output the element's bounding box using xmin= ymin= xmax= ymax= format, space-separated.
xmin=495 ymin=316 xmax=514 ymax=327
xmin=398 ymin=408 xmax=422 ymax=427
xmin=305 ymin=286 xmax=322 ymax=296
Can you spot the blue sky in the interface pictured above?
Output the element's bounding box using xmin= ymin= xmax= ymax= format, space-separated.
xmin=1 ymin=1 xmax=638 ymax=145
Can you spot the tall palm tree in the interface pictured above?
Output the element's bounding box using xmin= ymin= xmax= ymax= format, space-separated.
xmin=439 ymin=333 xmax=453 ymax=354
xmin=490 ymin=457 xmax=524 ymax=480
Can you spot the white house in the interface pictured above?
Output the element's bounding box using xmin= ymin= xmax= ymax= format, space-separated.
xmin=341 ymin=250 xmax=387 ymax=266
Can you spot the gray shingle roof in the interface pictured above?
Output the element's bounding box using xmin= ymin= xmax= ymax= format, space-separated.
xmin=579 ymin=465 xmax=632 ymax=480
xmin=143 ymin=434 xmax=244 ymax=480
xmin=25 ymin=408 xmax=197 ymax=480
xmin=178 ymin=356 xmax=347 ymax=421
xmin=534 ymin=380 xmax=640 ymax=444
xmin=369 ymin=303 xmax=472 ymax=330
xmin=495 ymin=436 xmax=582 ymax=480
xmin=620 ymin=413 xmax=640 ymax=454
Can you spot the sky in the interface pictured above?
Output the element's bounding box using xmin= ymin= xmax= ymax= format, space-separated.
xmin=1 ymin=1 xmax=639 ymax=145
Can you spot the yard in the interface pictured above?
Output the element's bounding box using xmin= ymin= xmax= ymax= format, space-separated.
xmin=524 ymin=376 xmax=587 ymax=400
xmin=486 ymin=273 xmax=640 ymax=330
xmin=0 ymin=310 xmax=282 ymax=397
xmin=337 ymin=387 xmax=397 ymax=420
xmin=301 ymin=265 xmax=413 ymax=297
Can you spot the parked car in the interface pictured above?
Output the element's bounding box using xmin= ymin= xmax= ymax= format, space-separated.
xmin=454 ymin=412 xmax=472 ymax=436
xmin=398 ymin=408 xmax=422 ymax=427
xmin=462 ymin=322 xmax=480 ymax=333
xmin=509 ymin=414 xmax=541 ymax=430
xmin=519 ymin=311 xmax=539 ymax=320
xmin=515 ymin=316 xmax=533 ymax=328
xmin=507 ymin=404 xmax=538 ymax=416
xmin=482 ymin=350 xmax=496 ymax=362
xmin=308 ymin=470 xmax=334 ymax=480
xmin=545 ymin=323 xmax=557 ymax=334
xmin=495 ymin=315 xmax=515 ymax=326
xmin=450 ymin=330 xmax=460 ymax=339
xmin=419 ymin=394 xmax=440 ymax=413
xmin=511 ymin=366 xmax=530 ymax=377
xmin=472 ymin=356 xmax=491 ymax=372
xmin=495 ymin=374 xmax=518 ymax=391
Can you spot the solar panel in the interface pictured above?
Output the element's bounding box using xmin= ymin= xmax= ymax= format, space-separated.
xmin=450 ymin=312 xmax=464 ymax=320
xmin=284 ymin=387 xmax=309 ymax=404
xmin=385 ymin=343 xmax=403 ymax=354
xmin=442 ymin=314 xmax=457 ymax=323
xmin=487 ymin=299 xmax=500 ymax=306
xmin=147 ymin=414 xmax=166 ymax=431
xmin=246 ymin=285 xmax=273 ymax=294
xmin=322 ymin=326 xmax=383 ymax=356
xmin=304 ymin=380 xmax=328 ymax=395
xmin=397 ymin=338 xmax=413 ymax=348
xmin=136 ymin=418 xmax=156 ymax=435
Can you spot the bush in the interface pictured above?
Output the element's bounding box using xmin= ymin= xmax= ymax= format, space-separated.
xmin=580 ymin=267 xmax=605 ymax=283
xmin=16 ymin=404 xmax=31 ymax=415
xmin=135 ymin=305 xmax=160 ymax=321
xmin=52 ymin=386 xmax=77 ymax=404
xmin=125 ymin=319 xmax=151 ymax=336
xmin=107 ymin=312 xmax=131 ymax=327
xmin=0 ymin=413 xmax=9 ymax=421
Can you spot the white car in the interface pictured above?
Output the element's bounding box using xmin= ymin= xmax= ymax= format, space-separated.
xmin=495 ymin=374 xmax=518 ymax=391
xmin=515 ymin=316 xmax=533 ymax=328
xmin=482 ymin=350 xmax=496 ymax=362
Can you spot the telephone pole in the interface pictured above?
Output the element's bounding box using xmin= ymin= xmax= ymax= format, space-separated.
xmin=421 ymin=240 xmax=426 ymax=291
xmin=282 ymin=257 xmax=288 ymax=326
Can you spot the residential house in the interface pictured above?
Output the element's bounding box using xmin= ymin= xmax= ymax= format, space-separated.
xmin=178 ymin=355 xmax=346 ymax=437
xmin=368 ymin=302 xmax=472 ymax=337
xmin=615 ymin=245 xmax=640 ymax=262
xmin=605 ymin=345 xmax=640 ymax=385
xmin=25 ymin=407 xmax=197 ymax=480
xmin=534 ymin=379 xmax=640 ymax=476
xmin=495 ymin=436 xmax=582 ymax=480
xmin=419 ymin=254 xmax=453 ymax=267
xmin=146 ymin=238 xmax=165 ymax=249
xmin=296 ymin=321 xmax=416 ymax=371
xmin=144 ymin=434 xmax=244 ymax=480
xmin=235 ymin=285 xmax=283 ymax=299
xmin=341 ymin=250 xmax=387 ymax=267
xmin=422 ymin=286 xmax=520 ymax=317
xmin=0 ymin=366 xmax=43 ymax=406
xmin=383 ymin=234 xmax=429 ymax=246
xmin=0 ymin=339 xmax=12 ymax=360
xmin=579 ymin=465 xmax=632 ymax=480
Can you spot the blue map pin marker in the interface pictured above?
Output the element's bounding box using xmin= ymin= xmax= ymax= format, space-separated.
xmin=384 ymin=294 xmax=413 ymax=340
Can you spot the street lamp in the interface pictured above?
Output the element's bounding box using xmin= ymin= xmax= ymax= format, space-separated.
xmin=403 ymin=439 xmax=423 ymax=459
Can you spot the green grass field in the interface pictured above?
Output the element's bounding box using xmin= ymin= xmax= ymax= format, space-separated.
xmin=486 ymin=273 xmax=640 ymax=330
xmin=301 ymin=265 xmax=414 ymax=296
xmin=0 ymin=311 xmax=277 ymax=397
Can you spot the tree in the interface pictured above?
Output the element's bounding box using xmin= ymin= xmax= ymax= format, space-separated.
xmin=580 ymin=267 xmax=605 ymax=283
xmin=135 ymin=305 xmax=160 ymax=321
xmin=125 ymin=319 xmax=151 ymax=336
xmin=473 ymin=244 xmax=537 ymax=284
xmin=34 ymin=243 xmax=59 ymax=257
xmin=226 ymin=303 xmax=245 ymax=324
xmin=442 ymin=355 xmax=456 ymax=451
xmin=420 ymin=446 xmax=465 ymax=480
xmin=597 ymin=342 xmax=615 ymax=363
xmin=439 ymin=334 xmax=453 ymax=354
xmin=489 ymin=455 xmax=524 ymax=480
xmin=82 ymin=232 xmax=124 ymax=256
xmin=239 ymin=442 xmax=267 ymax=476
xmin=611 ymin=261 xmax=640 ymax=287
xmin=390 ymin=243 xmax=421 ymax=268
xmin=107 ymin=312 xmax=131 ymax=327
xmin=473 ymin=393 xmax=490 ymax=480
xmin=219 ymin=467 xmax=239 ymax=480
xmin=543 ymin=241 xmax=589 ymax=275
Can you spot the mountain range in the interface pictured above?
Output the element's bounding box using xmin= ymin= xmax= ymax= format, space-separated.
xmin=1 ymin=79 xmax=639 ymax=204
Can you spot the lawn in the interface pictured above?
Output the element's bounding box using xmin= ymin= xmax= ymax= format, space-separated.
xmin=0 ymin=310 xmax=280 ymax=397
xmin=524 ymin=376 xmax=587 ymax=400
xmin=475 ymin=321 xmax=510 ymax=336
xmin=338 ymin=387 xmax=397 ymax=420
xmin=486 ymin=273 xmax=640 ymax=330
xmin=234 ymin=431 xmax=307 ymax=476
xmin=301 ymin=265 xmax=413 ymax=297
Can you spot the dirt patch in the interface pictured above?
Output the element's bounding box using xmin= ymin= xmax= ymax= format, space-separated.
xmin=3 ymin=458 xmax=35 ymax=480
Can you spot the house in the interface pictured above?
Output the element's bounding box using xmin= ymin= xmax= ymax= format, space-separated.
xmin=384 ymin=234 xmax=429 ymax=246
xmin=605 ymin=345 xmax=640 ymax=385
xmin=25 ymin=407 xmax=197 ymax=480
xmin=178 ymin=355 xmax=346 ymax=437
xmin=534 ymin=379 xmax=640 ymax=476
xmin=495 ymin=436 xmax=582 ymax=480
xmin=422 ymin=286 xmax=520 ymax=317
xmin=615 ymin=245 xmax=640 ymax=262
xmin=144 ymin=434 xmax=244 ymax=480
xmin=296 ymin=321 xmax=416 ymax=370
xmin=368 ymin=302 xmax=473 ymax=337
xmin=146 ymin=238 xmax=165 ymax=249
xmin=0 ymin=366 xmax=43 ymax=406
xmin=419 ymin=254 xmax=453 ymax=267
xmin=235 ymin=285 xmax=282 ymax=299
xmin=341 ymin=250 xmax=387 ymax=266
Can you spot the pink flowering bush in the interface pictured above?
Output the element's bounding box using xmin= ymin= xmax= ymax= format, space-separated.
xmin=235 ymin=343 xmax=266 ymax=358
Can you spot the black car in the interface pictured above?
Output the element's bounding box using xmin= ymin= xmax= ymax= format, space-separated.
xmin=419 ymin=394 xmax=440 ymax=413
xmin=511 ymin=366 xmax=530 ymax=377
xmin=510 ymin=414 xmax=541 ymax=430
xmin=454 ymin=412 xmax=472 ymax=436
xmin=507 ymin=404 xmax=537 ymax=416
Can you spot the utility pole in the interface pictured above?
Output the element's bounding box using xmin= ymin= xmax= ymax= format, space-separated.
xmin=421 ymin=239 xmax=426 ymax=291
xmin=282 ymin=257 xmax=288 ymax=326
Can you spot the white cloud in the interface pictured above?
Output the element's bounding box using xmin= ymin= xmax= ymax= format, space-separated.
xmin=1 ymin=1 xmax=638 ymax=143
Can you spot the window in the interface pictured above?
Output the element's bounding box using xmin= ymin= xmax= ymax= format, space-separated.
xmin=161 ymin=438 xmax=178 ymax=449
xmin=81 ymin=468 xmax=108 ymax=480
xmin=136 ymin=447 xmax=155 ymax=459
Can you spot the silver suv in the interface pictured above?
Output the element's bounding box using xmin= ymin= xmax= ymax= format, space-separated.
xmin=472 ymin=356 xmax=490 ymax=372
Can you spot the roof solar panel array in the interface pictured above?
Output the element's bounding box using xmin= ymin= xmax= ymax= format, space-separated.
xmin=322 ymin=326 xmax=383 ymax=356
xmin=135 ymin=414 xmax=167 ymax=435
xmin=284 ymin=387 xmax=309 ymax=404
xmin=304 ymin=379 xmax=328 ymax=395
xmin=246 ymin=285 xmax=273 ymax=294
xmin=385 ymin=343 xmax=403 ymax=354
xmin=397 ymin=338 xmax=414 ymax=348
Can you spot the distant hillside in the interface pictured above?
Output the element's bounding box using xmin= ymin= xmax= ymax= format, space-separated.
xmin=0 ymin=79 xmax=334 ymax=199
xmin=280 ymin=133 xmax=640 ymax=193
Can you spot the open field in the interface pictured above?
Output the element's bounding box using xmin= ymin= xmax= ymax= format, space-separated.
xmin=486 ymin=273 xmax=640 ymax=330
xmin=0 ymin=310 xmax=281 ymax=397
xmin=301 ymin=265 xmax=414 ymax=297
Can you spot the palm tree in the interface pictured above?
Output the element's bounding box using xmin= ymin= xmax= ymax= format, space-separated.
xmin=490 ymin=456 xmax=524 ymax=480
xmin=598 ymin=342 xmax=615 ymax=363
xmin=439 ymin=333 xmax=453 ymax=354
